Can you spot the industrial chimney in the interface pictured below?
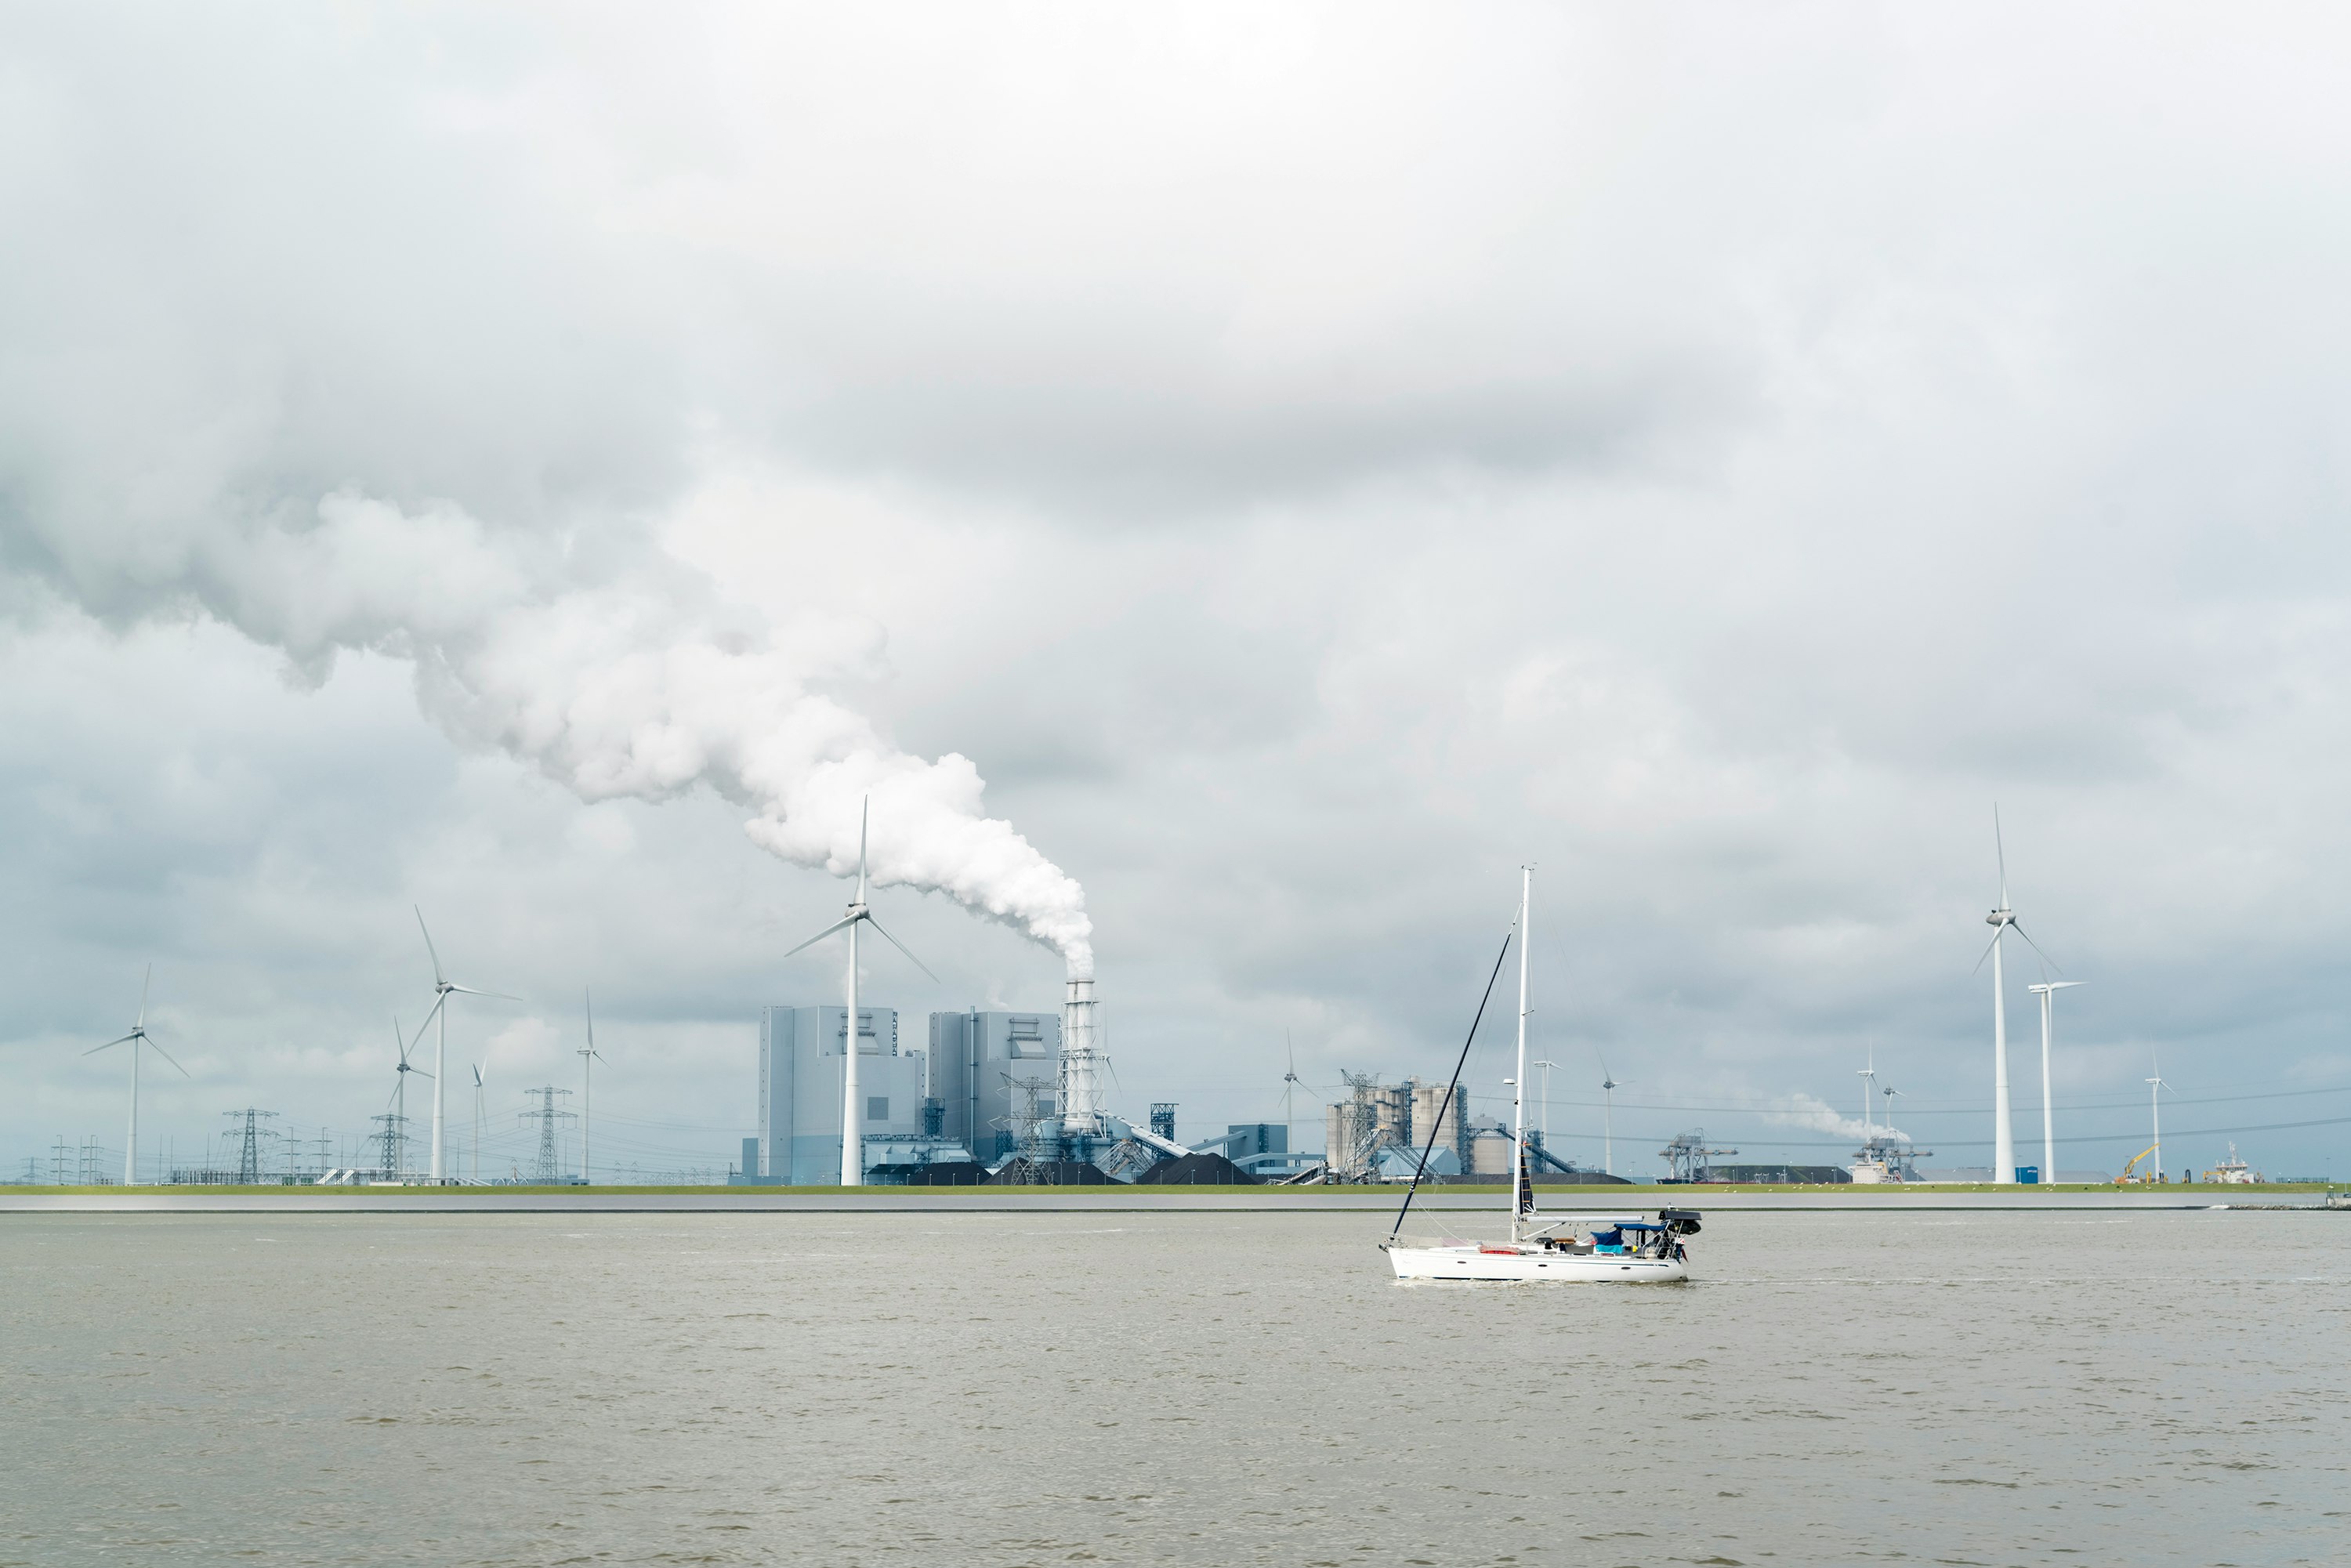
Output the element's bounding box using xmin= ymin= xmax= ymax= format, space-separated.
xmin=1059 ymin=976 xmax=1106 ymax=1139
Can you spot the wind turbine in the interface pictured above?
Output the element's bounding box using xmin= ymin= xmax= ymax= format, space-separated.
xmin=469 ymin=1061 xmax=487 ymax=1185
xmin=1597 ymin=1052 xmax=1624 ymax=1178
xmin=2028 ymin=980 xmax=2085 ymax=1185
xmin=1281 ymin=1030 xmax=1304 ymax=1157
xmin=2146 ymin=1056 xmax=2172 ymax=1184
xmin=388 ymin=1013 xmax=430 ymax=1180
xmin=1857 ymin=1046 xmax=1878 ymax=1143
xmin=577 ymin=989 xmax=604 ymax=1186
xmin=1972 ymin=806 xmax=2059 ymax=1183
xmin=781 ymin=798 xmax=936 ymax=1186
xmin=84 ymin=966 xmax=188 ymax=1185
xmin=411 ymin=908 xmax=519 ymax=1184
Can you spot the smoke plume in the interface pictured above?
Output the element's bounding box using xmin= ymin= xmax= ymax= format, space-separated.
xmin=44 ymin=489 xmax=1096 ymax=975
xmin=1764 ymin=1092 xmax=1906 ymax=1145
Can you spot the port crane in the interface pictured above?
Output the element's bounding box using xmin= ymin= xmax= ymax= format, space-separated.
xmin=2115 ymin=1144 xmax=2162 ymax=1184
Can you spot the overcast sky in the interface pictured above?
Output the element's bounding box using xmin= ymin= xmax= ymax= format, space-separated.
xmin=6 ymin=4 xmax=2351 ymax=1182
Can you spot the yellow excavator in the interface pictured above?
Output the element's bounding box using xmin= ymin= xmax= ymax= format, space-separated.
xmin=2115 ymin=1145 xmax=2163 ymax=1184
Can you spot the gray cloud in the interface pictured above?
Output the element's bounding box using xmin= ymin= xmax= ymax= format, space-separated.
xmin=6 ymin=5 xmax=2351 ymax=1179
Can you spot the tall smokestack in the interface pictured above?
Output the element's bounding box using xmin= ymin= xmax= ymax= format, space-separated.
xmin=1059 ymin=976 xmax=1105 ymax=1139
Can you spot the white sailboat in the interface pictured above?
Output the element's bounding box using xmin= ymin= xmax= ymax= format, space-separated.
xmin=1382 ymin=866 xmax=1701 ymax=1284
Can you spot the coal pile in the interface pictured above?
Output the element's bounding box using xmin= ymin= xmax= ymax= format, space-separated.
xmin=984 ymin=1157 xmax=1115 ymax=1186
xmin=1136 ymin=1152 xmax=1261 ymax=1186
xmin=888 ymin=1161 xmax=989 ymax=1186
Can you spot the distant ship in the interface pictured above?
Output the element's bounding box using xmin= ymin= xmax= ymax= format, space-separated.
xmin=2202 ymin=1143 xmax=2261 ymax=1185
xmin=1847 ymin=1132 xmax=1927 ymax=1183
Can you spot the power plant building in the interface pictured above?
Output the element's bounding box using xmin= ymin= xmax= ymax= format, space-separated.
xmin=758 ymin=1006 xmax=931 ymax=1183
xmin=1327 ymin=1077 xmax=1468 ymax=1180
xmin=926 ymin=1009 xmax=1066 ymax=1161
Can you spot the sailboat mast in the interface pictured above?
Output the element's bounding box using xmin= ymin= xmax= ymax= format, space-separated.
xmin=1511 ymin=866 xmax=1531 ymax=1243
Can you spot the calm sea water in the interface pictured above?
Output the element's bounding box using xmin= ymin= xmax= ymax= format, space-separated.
xmin=2 ymin=1208 xmax=2344 ymax=1566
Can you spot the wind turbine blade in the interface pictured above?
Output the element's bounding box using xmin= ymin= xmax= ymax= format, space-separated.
xmin=85 ymin=1034 xmax=136 ymax=1055
xmin=1993 ymin=802 xmax=2007 ymax=907
xmin=147 ymin=1037 xmax=192 ymax=1078
xmin=584 ymin=987 xmax=594 ymax=1052
xmin=862 ymin=915 xmax=938 ymax=983
xmin=1970 ymin=925 xmax=2004 ymax=975
xmin=447 ymin=985 xmax=521 ymax=1001
xmin=2009 ymin=920 xmax=2062 ymax=975
xmin=781 ymin=914 xmax=857 ymax=959
xmin=137 ymin=964 xmax=152 ymax=1030
xmin=415 ymin=907 xmax=446 ymax=987
xmin=471 ymin=1064 xmax=484 ymax=1088
xmin=406 ymin=996 xmax=447 ymax=1057
xmin=857 ymin=796 xmax=870 ymax=897
xmin=410 ymin=1067 xmax=435 ymax=1081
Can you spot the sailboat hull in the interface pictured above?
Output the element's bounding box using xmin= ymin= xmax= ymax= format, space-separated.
xmin=1385 ymin=1245 xmax=1689 ymax=1283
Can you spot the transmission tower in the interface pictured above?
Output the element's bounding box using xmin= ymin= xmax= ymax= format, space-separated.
xmin=989 ymin=1072 xmax=1059 ymax=1182
xmin=520 ymin=1088 xmax=575 ymax=1183
xmin=50 ymin=1136 xmax=68 ymax=1186
xmin=78 ymin=1135 xmax=103 ymax=1186
xmin=370 ymin=1113 xmax=410 ymax=1181
xmin=223 ymin=1109 xmax=281 ymax=1183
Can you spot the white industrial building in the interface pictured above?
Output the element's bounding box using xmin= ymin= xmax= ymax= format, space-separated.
xmin=753 ymin=1003 xmax=1081 ymax=1183
xmin=926 ymin=1008 xmax=1067 ymax=1163
xmin=756 ymin=1005 xmax=940 ymax=1184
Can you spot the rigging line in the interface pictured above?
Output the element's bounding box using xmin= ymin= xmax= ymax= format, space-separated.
xmin=1392 ymin=922 xmax=1516 ymax=1244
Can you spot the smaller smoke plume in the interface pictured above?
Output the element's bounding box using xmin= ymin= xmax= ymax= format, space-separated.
xmin=1765 ymin=1092 xmax=1907 ymax=1144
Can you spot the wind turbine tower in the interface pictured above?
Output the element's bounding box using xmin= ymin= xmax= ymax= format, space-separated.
xmin=84 ymin=966 xmax=189 ymax=1186
xmin=1973 ymin=808 xmax=2058 ymax=1184
xmin=2028 ymin=980 xmax=2085 ymax=1184
xmin=578 ymin=990 xmax=604 ymax=1186
xmin=469 ymin=1063 xmax=487 ymax=1184
xmin=2146 ymin=1058 xmax=2172 ymax=1183
xmin=1597 ymin=1053 xmax=1623 ymax=1177
xmin=781 ymin=799 xmax=936 ymax=1186
xmin=411 ymin=909 xmax=518 ymax=1184
xmin=1281 ymin=1031 xmax=1304 ymax=1157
